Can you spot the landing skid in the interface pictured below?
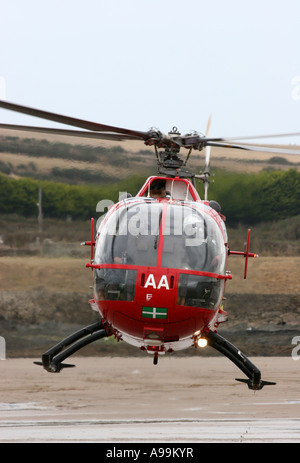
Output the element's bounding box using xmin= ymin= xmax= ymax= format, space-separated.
xmin=205 ymin=330 xmax=276 ymax=390
xmin=34 ymin=321 xmax=276 ymax=389
xmin=34 ymin=320 xmax=108 ymax=372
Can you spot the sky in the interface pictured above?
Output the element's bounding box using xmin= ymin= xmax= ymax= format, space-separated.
xmin=1 ymin=0 xmax=300 ymax=146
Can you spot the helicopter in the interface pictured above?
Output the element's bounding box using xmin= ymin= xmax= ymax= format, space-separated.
xmin=1 ymin=100 xmax=300 ymax=390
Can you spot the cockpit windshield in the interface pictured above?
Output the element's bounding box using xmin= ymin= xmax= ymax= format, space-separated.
xmin=161 ymin=204 xmax=226 ymax=274
xmin=95 ymin=200 xmax=163 ymax=267
xmin=94 ymin=199 xmax=226 ymax=307
xmin=95 ymin=199 xmax=226 ymax=274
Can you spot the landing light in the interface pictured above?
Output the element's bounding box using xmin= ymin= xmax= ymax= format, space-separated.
xmin=197 ymin=338 xmax=208 ymax=348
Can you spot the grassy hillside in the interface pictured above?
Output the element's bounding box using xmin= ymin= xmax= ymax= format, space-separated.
xmin=1 ymin=132 xmax=300 ymax=247
xmin=0 ymin=135 xmax=156 ymax=184
xmin=1 ymin=133 xmax=300 ymax=185
xmin=1 ymin=253 xmax=299 ymax=357
xmin=0 ymin=213 xmax=299 ymax=258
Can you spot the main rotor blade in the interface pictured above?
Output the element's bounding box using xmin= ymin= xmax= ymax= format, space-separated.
xmin=0 ymin=100 xmax=148 ymax=139
xmin=206 ymin=140 xmax=300 ymax=156
xmin=0 ymin=123 xmax=138 ymax=141
xmin=205 ymin=131 xmax=300 ymax=142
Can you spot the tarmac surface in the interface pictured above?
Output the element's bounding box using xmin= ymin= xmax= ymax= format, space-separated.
xmin=0 ymin=356 xmax=300 ymax=443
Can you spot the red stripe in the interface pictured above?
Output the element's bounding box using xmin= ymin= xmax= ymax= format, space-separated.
xmin=156 ymin=202 xmax=168 ymax=268
xmin=86 ymin=263 xmax=231 ymax=280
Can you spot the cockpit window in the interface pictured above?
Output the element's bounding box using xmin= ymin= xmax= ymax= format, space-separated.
xmin=95 ymin=200 xmax=226 ymax=275
xmin=94 ymin=268 xmax=137 ymax=302
xmin=177 ymin=274 xmax=224 ymax=310
xmin=95 ymin=201 xmax=163 ymax=267
xmin=161 ymin=204 xmax=226 ymax=274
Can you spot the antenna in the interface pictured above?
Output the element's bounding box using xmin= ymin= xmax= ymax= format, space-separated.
xmin=204 ymin=114 xmax=212 ymax=201
xmin=170 ymin=179 xmax=175 ymax=202
xmin=37 ymin=187 xmax=43 ymax=233
xmin=185 ymin=182 xmax=190 ymax=201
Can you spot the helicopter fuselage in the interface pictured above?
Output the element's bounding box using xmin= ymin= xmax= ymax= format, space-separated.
xmin=88 ymin=176 xmax=231 ymax=358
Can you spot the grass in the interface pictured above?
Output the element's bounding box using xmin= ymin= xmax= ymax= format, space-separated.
xmin=0 ymin=213 xmax=299 ymax=257
xmin=1 ymin=134 xmax=299 ymax=186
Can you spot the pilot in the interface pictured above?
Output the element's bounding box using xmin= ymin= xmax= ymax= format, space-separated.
xmin=149 ymin=179 xmax=167 ymax=198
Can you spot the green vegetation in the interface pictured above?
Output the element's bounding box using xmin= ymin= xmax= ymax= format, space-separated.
xmin=0 ymin=162 xmax=119 ymax=184
xmin=0 ymin=135 xmax=299 ymax=225
xmin=0 ymin=169 xmax=299 ymax=224
xmin=0 ymin=173 xmax=145 ymax=220
xmin=209 ymin=168 xmax=300 ymax=224
xmin=0 ymin=136 xmax=125 ymax=162
xmin=0 ymin=136 xmax=153 ymax=183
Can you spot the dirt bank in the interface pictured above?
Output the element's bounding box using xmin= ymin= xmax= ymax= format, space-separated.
xmin=0 ymin=256 xmax=299 ymax=358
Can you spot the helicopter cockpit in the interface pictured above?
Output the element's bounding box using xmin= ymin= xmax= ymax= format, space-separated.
xmin=93 ymin=198 xmax=227 ymax=309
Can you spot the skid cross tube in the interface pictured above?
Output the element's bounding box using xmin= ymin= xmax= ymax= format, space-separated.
xmin=34 ymin=321 xmax=109 ymax=372
xmin=205 ymin=330 xmax=276 ymax=390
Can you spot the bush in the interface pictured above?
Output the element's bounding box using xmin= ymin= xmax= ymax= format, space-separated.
xmin=206 ymin=168 xmax=300 ymax=225
xmin=1 ymin=169 xmax=299 ymax=223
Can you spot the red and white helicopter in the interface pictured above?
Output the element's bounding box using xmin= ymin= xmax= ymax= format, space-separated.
xmin=1 ymin=100 xmax=299 ymax=389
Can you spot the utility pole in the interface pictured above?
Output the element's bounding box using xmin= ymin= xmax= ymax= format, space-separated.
xmin=37 ymin=187 xmax=43 ymax=233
